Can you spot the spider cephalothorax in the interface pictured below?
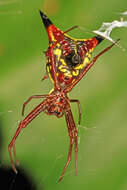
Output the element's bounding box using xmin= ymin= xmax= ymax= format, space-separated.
xmin=40 ymin=11 xmax=103 ymax=89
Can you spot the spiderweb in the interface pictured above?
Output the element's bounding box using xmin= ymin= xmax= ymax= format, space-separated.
xmin=1 ymin=2 xmax=127 ymax=189
xmin=93 ymin=15 xmax=127 ymax=51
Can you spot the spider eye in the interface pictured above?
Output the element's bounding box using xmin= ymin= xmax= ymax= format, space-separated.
xmin=65 ymin=51 xmax=81 ymax=67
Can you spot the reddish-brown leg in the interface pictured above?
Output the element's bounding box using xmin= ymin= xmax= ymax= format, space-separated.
xmin=59 ymin=108 xmax=78 ymax=181
xmin=22 ymin=95 xmax=48 ymax=116
xmin=63 ymin=25 xmax=78 ymax=34
xmin=59 ymin=109 xmax=74 ymax=182
xmin=70 ymin=99 xmax=81 ymax=125
xmin=74 ymin=127 xmax=78 ymax=176
xmin=8 ymin=100 xmax=47 ymax=174
xmin=49 ymin=47 xmax=60 ymax=90
xmin=65 ymin=39 xmax=120 ymax=93
xmin=68 ymin=109 xmax=78 ymax=176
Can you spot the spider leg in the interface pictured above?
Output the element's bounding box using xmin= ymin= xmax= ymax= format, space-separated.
xmin=74 ymin=126 xmax=78 ymax=176
xmin=8 ymin=99 xmax=47 ymax=174
xmin=70 ymin=99 xmax=82 ymax=125
xmin=65 ymin=39 xmax=120 ymax=93
xmin=59 ymin=108 xmax=78 ymax=182
xmin=22 ymin=94 xmax=48 ymax=116
xmin=8 ymin=126 xmax=21 ymax=173
xmin=68 ymin=110 xmax=78 ymax=176
xmin=63 ymin=25 xmax=78 ymax=34
xmin=59 ymin=109 xmax=74 ymax=182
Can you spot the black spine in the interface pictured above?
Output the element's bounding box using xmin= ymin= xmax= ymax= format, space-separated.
xmin=95 ymin=35 xmax=104 ymax=44
xmin=39 ymin=10 xmax=53 ymax=28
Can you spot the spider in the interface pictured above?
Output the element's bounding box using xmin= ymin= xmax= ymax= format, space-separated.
xmin=8 ymin=11 xmax=119 ymax=182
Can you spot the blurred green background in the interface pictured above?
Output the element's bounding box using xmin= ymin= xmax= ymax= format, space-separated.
xmin=0 ymin=0 xmax=127 ymax=189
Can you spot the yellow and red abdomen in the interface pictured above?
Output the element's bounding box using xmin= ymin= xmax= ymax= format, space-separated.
xmin=40 ymin=10 xmax=104 ymax=89
xmin=46 ymin=35 xmax=102 ymax=89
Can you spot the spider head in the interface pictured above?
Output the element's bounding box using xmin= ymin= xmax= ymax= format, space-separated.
xmin=47 ymin=103 xmax=64 ymax=118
